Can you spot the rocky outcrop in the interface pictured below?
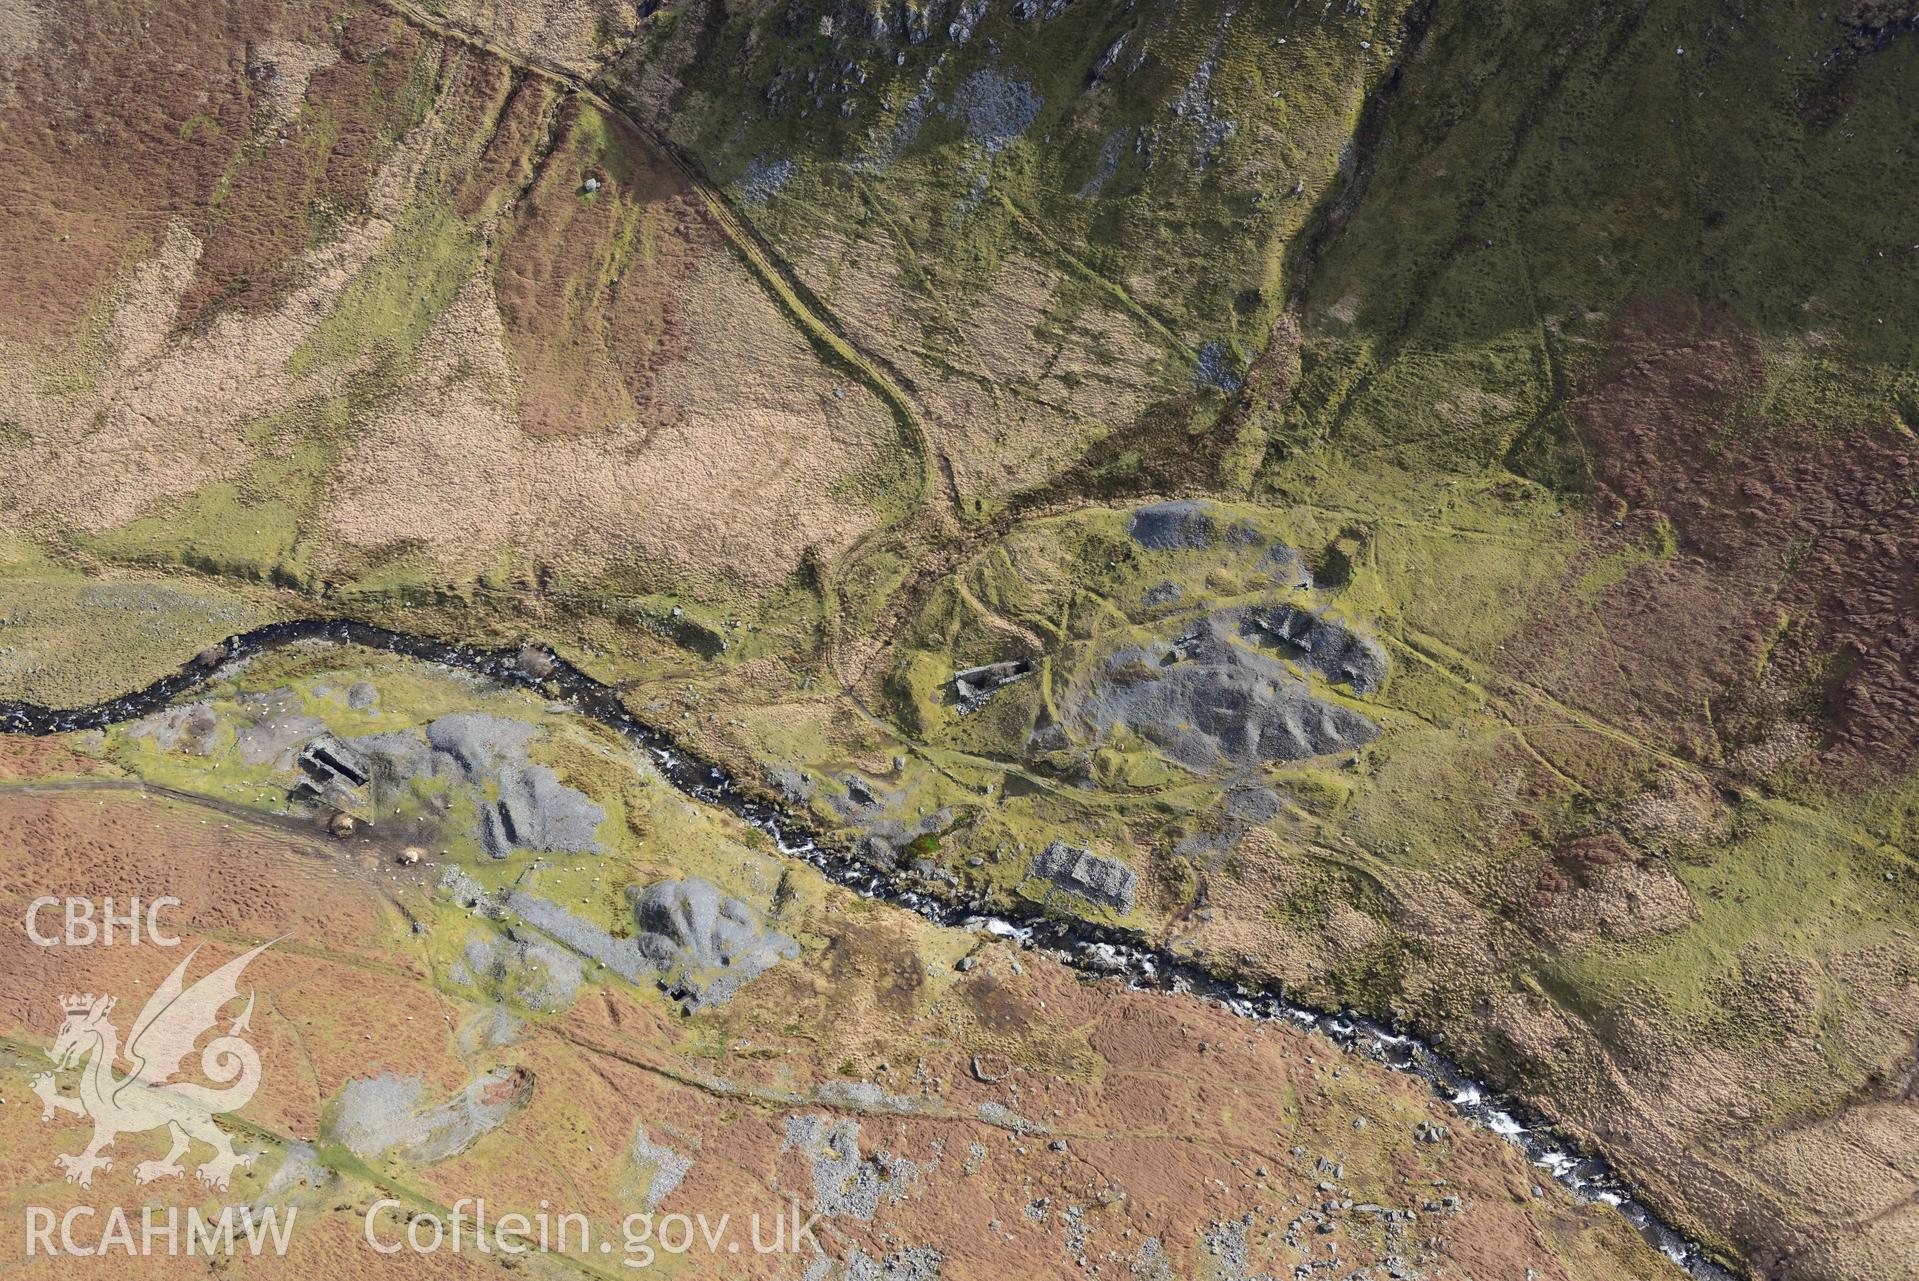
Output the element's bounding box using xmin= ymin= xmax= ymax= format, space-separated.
xmin=1242 ymin=603 xmax=1387 ymax=694
xmin=628 ymin=878 xmax=799 ymax=1011
xmin=453 ymin=929 xmax=583 ymax=1011
xmin=1127 ymin=500 xmax=1219 ymax=550
xmin=1046 ymin=608 xmax=1379 ymax=771
xmin=326 ymin=1066 xmax=533 ymax=1164
xmin=354 ymin=713 xmax=606 ymax=857
xmin=1030 ymin=840 xmax=1138 ymax=913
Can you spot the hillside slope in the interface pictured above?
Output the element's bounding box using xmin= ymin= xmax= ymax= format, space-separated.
xmin=0 ymin=1 xmax=1914 ymax=1277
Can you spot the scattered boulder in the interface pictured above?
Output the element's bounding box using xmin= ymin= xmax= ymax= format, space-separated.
xmin=1030 ymin=841 xmax=1138 ymax=913
xmin=764 ymin=764 xmax=814 ymax=804
xmin=846 ymin=1246 xmax=945 ymax=1281
xmin=783 ymin=1114 xmax=921 ymax=1219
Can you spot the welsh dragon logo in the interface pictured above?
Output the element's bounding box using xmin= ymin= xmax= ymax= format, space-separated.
xmin=32 ymin=942 xmax=273 ymax=1190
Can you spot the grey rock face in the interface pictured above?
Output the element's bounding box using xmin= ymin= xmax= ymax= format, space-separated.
xmin=441 ymin=873 xmax=791 ymax=1010
xmin=454 ymin=930 xmax=582 ymax=1011
xmin=1195 ymin=340 xmax=1242 ymax=392
xmin=949 ymin=68 xmax=1041 ymax=153
xmin=1054 ymin=609 xmax=1378 ymax=771
xmin=738 ymin=154 xmax=795 ymax=206
xmin=503 ymin=889 xmax=652 ymax=983
xmin=947 ymin=0 xmax=986 ymax=42
xmin=1127 ymin=500 xmax=1218 ymax=550
xmin=407 ymin=714 xmax=605 ymax=857
xmin=344 ymin=729 xmax=445 ymax=789
xmin=425 ymin=713 xmax=540 ymax=779
xmin=483 ymin=763 xmax=606 ymax=858
xmin=1242 ymin=603 xmax=1388 ymax=694
xmin=328 ymin=1067 xmax=533 ymax=1164
xmin=1030 ymin=841 xmax=1139 ymax=913
xmin=628 ymin=878 xmax=798 ymax=1011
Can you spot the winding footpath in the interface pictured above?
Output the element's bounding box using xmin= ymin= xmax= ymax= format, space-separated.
xmin=0 ymin=619 xmax=1739 ymax=1279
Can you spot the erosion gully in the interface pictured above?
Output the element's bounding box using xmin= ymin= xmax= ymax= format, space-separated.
xmin=0 ymin=619 xmax=1738 ymax=1279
